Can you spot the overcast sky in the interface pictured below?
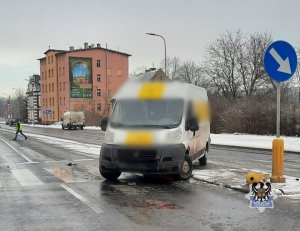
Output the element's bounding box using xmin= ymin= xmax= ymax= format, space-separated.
xmin=0 ymin=0 xmax=300 ymax=96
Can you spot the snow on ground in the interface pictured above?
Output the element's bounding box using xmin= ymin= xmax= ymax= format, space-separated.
xmin=27 ymin=133 xmax=101 ymax=156
xmin=25 ymin=123 xmax=102 ymax=131
xmin=193 ymin=168 xmax=300 ymax=198
xmin=211 ymin=133 xmax=300 ymax=153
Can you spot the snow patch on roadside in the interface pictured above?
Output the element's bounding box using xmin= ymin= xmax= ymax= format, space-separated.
xmin=25 ymin=124 xmax=102 ymax=131
xmin=28 ymin=133 xmax=101 ymax=156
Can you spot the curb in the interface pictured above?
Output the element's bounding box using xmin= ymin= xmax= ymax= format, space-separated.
xmin=211 ymin=144 xmax=300 ymax=155
xmin=192 ymin=175 xmax=250 ymax=193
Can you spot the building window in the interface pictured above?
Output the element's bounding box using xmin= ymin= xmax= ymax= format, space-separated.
xmin=48 ymin=70 xmax=51 ymax=78
xmin=97 ymin=103 xmax=101 ymax=111
xmin=97 ymin=59 xmax=101 ymax=67
xmin=51 ymin=56 xmax=53 ymax=63
xmin=46 ymin=98 xmax=48 ymax=106
xmin=117 ymin=69 xmax=122 ymax=77
xmin=63 ymin=97 xmax=65 ymax=105
xmin=48 ymin=57 xmax=50 ymax=64
xmin=52 ymin=97 xmax=54 ymax=106
xmin=49 ymin=84 xmax=51 ymax=92
xmin=52 ymin=83 xmax=54 ymax=92
xmin=107 ymin=68 xmax=112 ymax=76
xmin=63 ymin=82 xmax=65 ymax=90
xmin=97 ymin=89 xmax=101 ymax=96
xmin=63 ymin=67 xmax=65 ymax=76
xmin=52 ymin=69 xmax=54 ymax=77
xmin=45 ymin=71 xmax=47 ymax=80
xmin=97 ymin=74 xmax=101 ymax=82
xmin=42 ymin=85 xmax=44 ymax=93
xmin=45 ymin=85 xmax=47 ymax=93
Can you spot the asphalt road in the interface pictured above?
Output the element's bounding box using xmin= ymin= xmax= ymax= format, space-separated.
xmin=1 ymin=125 xmax=300 ymax=231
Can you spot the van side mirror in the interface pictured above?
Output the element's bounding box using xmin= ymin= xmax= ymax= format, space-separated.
xmin=187 ymin=117 xmax=199 ymax=132
xmin=100 ymin=117 xmax=109 ymax=131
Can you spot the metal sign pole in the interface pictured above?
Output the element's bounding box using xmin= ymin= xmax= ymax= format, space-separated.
xmin=276 ymin=83 xmax=280 ymax=138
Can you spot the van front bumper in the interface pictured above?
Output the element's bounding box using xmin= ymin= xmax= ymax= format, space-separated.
xmin=99 ymin=143 xmax=186 ymax=174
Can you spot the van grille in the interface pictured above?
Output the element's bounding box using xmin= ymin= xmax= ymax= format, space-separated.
xmin=117 ymin=149 xmax=157 ymax=162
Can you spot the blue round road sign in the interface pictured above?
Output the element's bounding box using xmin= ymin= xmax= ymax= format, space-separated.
xmin=264 ymin=40 xmax=298 ymax=82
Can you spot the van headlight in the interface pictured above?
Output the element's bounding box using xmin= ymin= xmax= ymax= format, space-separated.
xmin=166 ymin=128 xmax=182 ymax=142
xmin=104 ymin=130 xmax=114 ymax=144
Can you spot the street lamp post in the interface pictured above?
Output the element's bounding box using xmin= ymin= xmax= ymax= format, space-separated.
xmin=146 ymin=33 xmax=167 ymax=75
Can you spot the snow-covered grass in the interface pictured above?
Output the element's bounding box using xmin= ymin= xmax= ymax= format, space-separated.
xmin=211 ymin=133 xmax=300 ymax=153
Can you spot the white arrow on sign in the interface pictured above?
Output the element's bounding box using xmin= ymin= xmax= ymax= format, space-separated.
xmin=269 ymin=48 xmax=291 ymax=74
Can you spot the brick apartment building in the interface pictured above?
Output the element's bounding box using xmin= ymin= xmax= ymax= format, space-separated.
xmin=38 ymin=43 xmax=130 ymax=124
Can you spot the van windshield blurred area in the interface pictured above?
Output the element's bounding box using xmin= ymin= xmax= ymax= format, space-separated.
xmin=110 ymin=99 xmax=184 ymax=128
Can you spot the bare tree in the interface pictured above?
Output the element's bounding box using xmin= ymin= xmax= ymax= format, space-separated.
xmin=237 ymin=32 xmax=272 ymax=96
xmin=12 ymin=88 xmax=27 ymax=122
xmin=203 ymin=30 xmax=244 ymax=99
xmin=129 ymin=65 xmax=149 ymax=77
xmin=159 ymin=57 xmax=181 ymax=79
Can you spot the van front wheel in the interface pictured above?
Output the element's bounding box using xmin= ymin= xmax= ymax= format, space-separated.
xmin=100 ymin=168 xmax=121 ymax=181
xmin=177 ymin=154 xmax=193 ymax=180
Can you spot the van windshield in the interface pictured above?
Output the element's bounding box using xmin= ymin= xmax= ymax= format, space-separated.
xmin=110 ymin=99 xmax=184 ymax=128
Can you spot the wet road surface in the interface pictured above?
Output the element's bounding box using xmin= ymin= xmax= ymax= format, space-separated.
xmin=1 ymin=125 xmax=300 ymax=230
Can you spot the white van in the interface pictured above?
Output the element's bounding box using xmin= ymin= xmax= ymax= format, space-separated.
xmin=99 ymin=81 xmax=210 ymax=180
xmin=62 ymin=111 xmax=85 ymax=130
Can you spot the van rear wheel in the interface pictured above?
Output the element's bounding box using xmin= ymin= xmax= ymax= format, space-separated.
xmin=177 ymin=154 xmax=193 ymax=180
xmin=199 ymin=151 xmax=207 ymax=166
xmin=100 ymin=168 xmax=121 ymax=181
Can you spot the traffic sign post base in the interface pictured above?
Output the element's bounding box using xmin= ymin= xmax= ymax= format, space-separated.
xmin=270 ymin=138 xmax=286 ymax=183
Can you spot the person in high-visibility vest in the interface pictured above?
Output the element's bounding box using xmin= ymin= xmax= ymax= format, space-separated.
xmin=13 ymin=120 xmax=28 ymax=140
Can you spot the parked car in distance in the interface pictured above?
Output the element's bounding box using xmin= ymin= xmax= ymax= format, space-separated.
xmin=62 ymin=111 xmax=85 ymax=130
xmin=6 ymin=119 xmax=17 ymax=127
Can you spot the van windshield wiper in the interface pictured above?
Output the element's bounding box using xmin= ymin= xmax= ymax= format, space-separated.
xmin=110 ymin=122 xmax=174 ymax=129
xmin=136 ymin=124 xmax=173 ymax=129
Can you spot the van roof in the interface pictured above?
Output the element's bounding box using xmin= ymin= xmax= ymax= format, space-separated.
xmin=112 ymin=80 xmax=208 ymax=101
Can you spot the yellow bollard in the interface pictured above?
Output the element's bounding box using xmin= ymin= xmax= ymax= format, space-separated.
xmin=270 ymin=138 xmax=286 ymax=183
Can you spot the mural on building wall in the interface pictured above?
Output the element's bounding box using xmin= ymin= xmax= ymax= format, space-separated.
xmin=69 ymin=57 xmax=93 ymax=98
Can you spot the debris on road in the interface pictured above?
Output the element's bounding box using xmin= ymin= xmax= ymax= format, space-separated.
xmin=67 ymin=163 xmax=77 ymax=166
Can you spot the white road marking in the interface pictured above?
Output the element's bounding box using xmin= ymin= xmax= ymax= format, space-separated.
xmin=11 ymin=169 xmax=44 ymax=186
xmin=15 ymin=162 xmax=39 ymax=165
xmin=44 ymin=158 xmax=94 ymax=163
xmin=73 ymin=158 xmax=94 ymax=161
xmin=60 ymin=184 xmax=104 ymax=214
xmin=0 ymin=138 xmax=34 ymax=163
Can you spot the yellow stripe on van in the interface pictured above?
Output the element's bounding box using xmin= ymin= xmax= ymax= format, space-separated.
xmin=139 ymin=82 xmax=166 ymax=99
xmin=125 ymin=131 xmax=154 ymax=147
xmin=194 ymin=102 xmax=210 ymax=122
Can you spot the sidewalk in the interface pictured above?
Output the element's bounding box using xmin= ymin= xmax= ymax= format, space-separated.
xmin=192 ymin=166 xmax=300 ymax=199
